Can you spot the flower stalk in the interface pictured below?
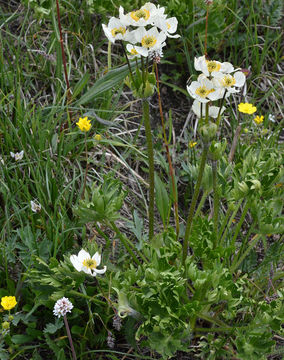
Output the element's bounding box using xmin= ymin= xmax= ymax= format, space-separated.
xmin=212 ymin=160 xmax=219 ymax=248
xmin=154 ymin=62 xmax=179 ymax=239
xmin=63 ymin=315 xmax=77 ymax=360
xmin=183 ymin=143 xmax=209 ymax=264
xmin=142 ymin=99 xmax=155 ymax=242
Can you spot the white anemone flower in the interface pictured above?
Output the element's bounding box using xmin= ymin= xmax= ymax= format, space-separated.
xmin=153 ymin=16 xmax=180 ymax=38
xmin=102 ymin=17 xmax=133 ymax=44
xmin=119 ymin=3 xmax=159 ymax=27
xmin=194 ymin=55 xmax=235 ymax=77
xmin=10 ymin=150 xmax=24 ymax=161
xmin=212 ymin=71 xmax=246 ymax=98
xmin=192 ymin=99 xmax=226 ymax=119
xmin=133 ymin=26 xmax=167 ymax=57
xmin=126 ymin=43 xmax=148 ymax=58
xmin=70 ymin=249 xmax=107 ymax=277
xmin=187 ymin=75 xmax=220 ymax=103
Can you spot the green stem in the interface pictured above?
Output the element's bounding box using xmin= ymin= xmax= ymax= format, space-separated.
xmin=230 ymin=234 xmax=261 ymax=272
xmin=183 ymin=143 xmax=209 ymax=264
xmin=230 ymin=201 xmax=250 ymax=249
xmin=120 ymin=41 xmax=135 ymax=86
xmin=194 ymin=190 xmax=210 ymax=220
xmin=107 ymin=40 xmax=112 ymax=71
xmin=219 ymin=199 xmax=242 ymax=247
xmin=68 ymin=290 xmax=105 ymax=306
xmin=143 ymin=99 xmax=155 ymax=242
xmin=216 ymin=90 xmax=227 ymax=127
xmin=212 ymin=160 xmax=219 ymax=248
xmin=109 ymin=221 xmax=145 ymax=266
xmin=82 ymin=132 xmax=88 ymax=198
xmin=218 ymin=207 xmax=232 ymax=243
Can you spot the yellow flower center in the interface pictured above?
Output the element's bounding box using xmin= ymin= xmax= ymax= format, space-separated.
xmin=221 ymin=75 xmax=236 ymax=87
xmin=130 ymin=48 xmax=138 ymax=55
xmin=166 ymin=22 xmax=171 ymax=30
xmin=141 ymin=35 xmax=157 ymax=48
xmin=111 ymin=27 xmax=126 ymax=37
xmin=206 ymin=61 xmax=221 ymax=73
xmin=195 ymin=86 xmax=211 ymax=98
xmin=130 ymin=9 xmax=150 ymax=22
xmin=82 ymin=259 xmax=97 ymax=269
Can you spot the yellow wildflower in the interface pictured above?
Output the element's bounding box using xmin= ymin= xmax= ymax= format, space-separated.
xmin=189 ymin=141 xmax=197 ymax=148
xmin=76 ymin=117 xmax=91 ymax=132
xmin=244 ymin=128 xmax=249 ymax=133
xmin=1 ymin=296 xmax=17 ymax=311
xmin=253 ymin=115 xmax=264 ymax=125
xmin=238 ymin=103 xmax=257 ymax=114
xmin=94 ymin=134 xmax=102 ymax=141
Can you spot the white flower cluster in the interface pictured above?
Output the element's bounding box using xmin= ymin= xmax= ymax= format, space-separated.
xmin=187 ymin=55 xmax=246 ymax=119
xmin=53 ymin=297 xmax=73 ymax=318
xmin=102 ymin=2 xmax=179 ymax=59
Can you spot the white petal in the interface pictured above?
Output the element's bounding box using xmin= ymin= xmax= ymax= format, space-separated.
xmin=221 ymin=62 xmax=234 ymax=73
xmin=92 ymin=252 xmax=101 ymax=266
xmin=78 ymin=249 xmax=90 ymax=262
xmin=94 ymin=266 xmax=107 ymax=275
xmin=234 ymin=71 xmax=246 ymax=87
xmin=70 ymin=255 xmax=82 ymax=271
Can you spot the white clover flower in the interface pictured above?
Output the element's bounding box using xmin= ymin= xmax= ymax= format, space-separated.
xmin=153 ymin=16 xmax=180 ymax=38
xmin=53 ymin=297 xmax=73 ymax=318
xmin=133 ymin=26 xmax=167 ymax=57
xmin=70 ymin=249 xmax=107 ymax=277
xmin=10 ymin=150 xmax=24 ymax=161
xmin=102 ymin=17 xmax=134 ymax=44
xmin=192 ymin=99 xmax=226 ymax=119
xmin=126 ymin=43 xmax=148 ymax=58
xmin=119 ymin=3 xmax=160 ymax=27
xmin=194 ymin=55 xmax=234 ymax=77
xmin=30 ymin=200 xmax=41 ymax=213
xmin=212 ymin=71 xmax=246 ymax=98
xmin=187 ymin=74 xmax=220 ymax=103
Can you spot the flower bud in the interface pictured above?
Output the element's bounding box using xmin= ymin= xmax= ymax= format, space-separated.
xmin=199 ymin=122 xmax=218 ymax=142
xmin=2 ymin=321 xmax=10 ymax=330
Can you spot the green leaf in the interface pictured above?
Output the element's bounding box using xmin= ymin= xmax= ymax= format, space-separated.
xmin=11 ymin=334 xmax=34 ymax=344
xmin=75 ymin=61 xmax=137 ymax=106
xmin=44 ymin=318 xmax=64 ymax=334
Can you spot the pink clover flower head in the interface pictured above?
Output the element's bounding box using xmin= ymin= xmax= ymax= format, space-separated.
xmin=53 ymin=297 xmax=73 ymax=318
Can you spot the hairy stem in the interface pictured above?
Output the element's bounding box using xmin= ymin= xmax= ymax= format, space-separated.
xmin=63 ymin=315 xmax=77 ymax=360
xmin=212 ymin=160 xmax=219 ymax=248
xmin=142 ymin=99 xmax=155 ymax=242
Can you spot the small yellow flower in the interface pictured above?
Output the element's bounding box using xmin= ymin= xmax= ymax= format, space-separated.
xmin=238 ymin=103 xmax=257 ymax=114
xmin=189 ymin=141 xmax=197 ymax=148
xmin=244 ymin=128 xmax=249 ymax=133
xmin=94 ymin=134 xmax=102 ymax=141
xmin=76 ymin=117 xmax=91 ymax=132
xmin=253 ymin=115 xmax=264 ymax=125
xmin=1 ymin=296 xmax=17 ymax=311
